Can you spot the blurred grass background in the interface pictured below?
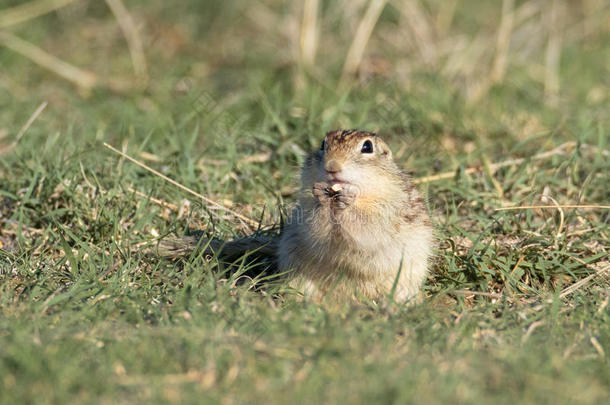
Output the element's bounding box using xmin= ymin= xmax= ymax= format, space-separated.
xmin=0 ymin=0 xmax=609 ymax=403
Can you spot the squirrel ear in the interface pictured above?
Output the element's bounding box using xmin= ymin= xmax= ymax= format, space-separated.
xmin=378 ymin=141 xmax=392 ymax=158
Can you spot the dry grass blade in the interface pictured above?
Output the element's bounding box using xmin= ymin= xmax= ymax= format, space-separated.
xmin=0 ymin=32 xmax=135 ymax=93
xmin=434 ymin=0 xmax=457 ymax=37
xmin=590 ymin=337 xmax=606 ymax=358
xmin=128 ymin=187 xmax=179 ymax=211
xmin=340 ymin=0 xmax=388 ymax=84
xmin=0 ymin=0 xmax=78 ymax=28
xmin=0 ymin=101 xmax=47 ymax=155
xmin=240 ymin=152 xmax=271 ymax=164
xmin=300 ymin=0 xmax=319 ymax=67
xmin=104 ymin=0 xmax=148 ymax=86
xmin=559 ymin=263 xmax=610 ymax=299
xmin=453 ymin=290 xmax=502 ymax=299
xmin=16 ymin=101 xmax=47 ymax=142
xmin=495 ymin=205 xmax=610 ymax=211
xmin=116 ymin=370 xmax=215 ymax=387
xmin=103 ymin=143 xmax=258 ymax=229
xmin=521 ymin=320 xmax=545 ymax=344
xmin=396 ymin=0 xmax=437 ymax=65
xmin=490 ymin=0 xmax=515 ymax=83
xmin=0 ymin=32 xmax=97 ymax=91
xmin=544 ymin=0 xmax=561 ymax=105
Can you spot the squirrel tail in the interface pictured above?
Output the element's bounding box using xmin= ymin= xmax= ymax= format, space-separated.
xmin=157 ymin=230 xmax=278 ymax=270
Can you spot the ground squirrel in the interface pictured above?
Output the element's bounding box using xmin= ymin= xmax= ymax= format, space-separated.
xmin=160 ymin=130 xmax=434 ymax=303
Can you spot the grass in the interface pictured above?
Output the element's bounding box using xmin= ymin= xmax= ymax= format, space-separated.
xmin=0 ymin=0 xmax=609 ymax=403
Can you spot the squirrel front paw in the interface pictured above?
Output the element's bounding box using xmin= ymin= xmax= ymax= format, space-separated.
xmin=313 ymin=182 xmax=358 ymax=210
xmin=313 ymin=182 xmax=332 ymax=205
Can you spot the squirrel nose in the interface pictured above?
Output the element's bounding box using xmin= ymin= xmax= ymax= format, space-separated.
xmin=325 ymin=159 xmax=342 ymax=173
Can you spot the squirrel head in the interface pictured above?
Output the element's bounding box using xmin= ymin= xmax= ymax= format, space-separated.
xmin=301 ymin=129 xmax=402 ymax=198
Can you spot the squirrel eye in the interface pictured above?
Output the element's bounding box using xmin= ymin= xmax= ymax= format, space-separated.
xmin=320 ymin=140 xmax=326 ymax=151
xmin=361 ymin=140 xmax=373 ymax=154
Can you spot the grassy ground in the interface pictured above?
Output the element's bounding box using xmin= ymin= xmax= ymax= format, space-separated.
xmin=1 ymin=0 xmax=609 ymax=403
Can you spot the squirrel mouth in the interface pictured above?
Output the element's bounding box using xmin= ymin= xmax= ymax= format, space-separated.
xmin=327 ymin=175 xmax=350 ymax=184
